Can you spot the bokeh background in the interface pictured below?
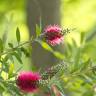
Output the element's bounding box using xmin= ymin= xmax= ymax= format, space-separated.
xmin=1 ymin=0 xmax=96 ymax=96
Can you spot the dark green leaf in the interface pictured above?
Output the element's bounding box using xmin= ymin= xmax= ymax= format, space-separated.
xmin=0 ymin=38 xmax=4 ymax=52
xmin=8 ymin=43 xmax=13 ymax=48
xmin=80 ymin=32 xmax=85 ymax=44
xmin=12 ymin=52 xmax=23 ymax=64
xmin=16 ymin=27 xmax=20 ymax=43
xmin=20 ymin=47 xmax=30 ymax=57
xmin=0 ymin=82 xmax=6 ymax=92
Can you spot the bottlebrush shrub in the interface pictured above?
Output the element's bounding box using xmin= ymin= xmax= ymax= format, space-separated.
xmin=0 ymin=25 xmax=96 ymax=96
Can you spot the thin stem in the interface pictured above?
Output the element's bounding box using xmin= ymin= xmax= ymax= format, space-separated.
xmin=0 ymin=37 xmax=38 ymax=56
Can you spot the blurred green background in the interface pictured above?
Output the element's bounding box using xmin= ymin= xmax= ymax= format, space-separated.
xmin=1 ymin=0 xmax=96 ymax=96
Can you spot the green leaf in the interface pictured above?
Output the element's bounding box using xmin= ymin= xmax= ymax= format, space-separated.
xmin=16 ymin=27 xmax=20 ymax=43
xmin=80 ymin=32 xmax=85 ymax=44
xmin=3 ymin=54 xmax=14 ymax=63
xmin=74 ymin=48 xmax=81 ymax=64
xmin=36 ymin=24 xmax=41 ymax=37
xmin=39 ymin=40 xmax=53 ymax=52
xmin=72 ymin=38 xmax=77 ymax=47
xmin=48 ymin=77 xmax=65 ymax=95
xmin=3 ymin=55 xmax=9 ymax=62
xmin=82 ymin=90 xmax=94 ymax=96
xmin=8 ymin=84 xmax=23 ymax=96
xmin=0 ymin=82 xmax=6 ymax=92
xmin=79 ymin=59 xmax=91 ymax=72
xmin=16 ymin=48 xmax=22 ymax=57
xmin=20 ymin=47 xmax=30 ymax=57
xmin=8 ymin=43 xmax=13 ymax=48
xmin=8 ymin=63 xmax=14 ymax=78
xmin=53 ymin=51 xmax=65 ymax=60
xmin=0 ymin=38 xmax=4 ymax=52
xmin=81 ymin=74 xmax=93 ymax=84
xmin=12 ymin=52 xmax=23 ymax=64
xmin=37 ymin=40 xmax=64 ymax=59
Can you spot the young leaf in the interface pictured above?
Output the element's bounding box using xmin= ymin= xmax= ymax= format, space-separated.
xmin=53 ymin=51 xmax=65 ymax=60
xmin=8 ymin=63 xmax=14 ymax=78
xmin=38 ymin=40 xmax=53 ymax=52
xmin=37 ymin=40 xmax=65 ymax=59
xmin=16 ymin=27 xmax=20 ymax=43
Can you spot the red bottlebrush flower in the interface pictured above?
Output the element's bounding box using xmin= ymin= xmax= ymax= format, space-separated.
xmin=44 ymin=25 xmax=64 ymax=46
xmin=16 ymin=71 xmax=41 ymax=93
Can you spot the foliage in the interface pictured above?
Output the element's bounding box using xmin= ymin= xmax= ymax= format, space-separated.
xmin=0 ymin=0 xmax=96 ymax=96
xmin=0 ymin=24 xmax=95 ymax=96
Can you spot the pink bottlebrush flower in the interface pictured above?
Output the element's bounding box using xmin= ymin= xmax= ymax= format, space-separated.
xmin=16 ymin=71 xmax=41 ymax=93
xmin=44 ymin=25 xmax=64 ymax=46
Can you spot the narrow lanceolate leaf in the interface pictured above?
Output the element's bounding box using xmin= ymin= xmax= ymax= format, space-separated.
xmin=20 ymin=47 xmax=30 ymax=57
xmin=16 ymin=27 xmax=20 ymax=44
xmin=37 ymin=40 xmax=64 ymax=59
xmin=80 ymin=32 xmax=85 ymax=44
xmin=38 ymin=40 xmax=53 ymax=52
xmin=8 ymin=63 xmax=14 ymax=78
xmin=53 ymin=51 xmax=65 ymax=60
xmin=0 ymin=82 xmax=6 ymax=92
xmin=0 ymin=38 xmax=4 ymax=52
xmin=8 ymin=43 xmax=13 ymax=48
xmin=13 ymin=52 xmax=23 ymax=64
xmin=36 ymin=24 xmax=41 ymax=37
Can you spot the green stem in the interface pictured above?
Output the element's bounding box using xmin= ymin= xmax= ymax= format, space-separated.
xmin=0 ymin=37 xmax=39 ymax=56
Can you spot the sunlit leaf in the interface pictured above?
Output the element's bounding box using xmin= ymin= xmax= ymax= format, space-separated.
xmin=38 ymin=40 xmax=53 ymax=52
xmin=8 ymin=63 xmax=14 ymax=78
xmin=53 ymin=51 xmax=65 ymax=60
xmin=1 ymin=71 xmax=8 ymax=80
xmin=37 ymin=40 xmax=65 ymax=59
